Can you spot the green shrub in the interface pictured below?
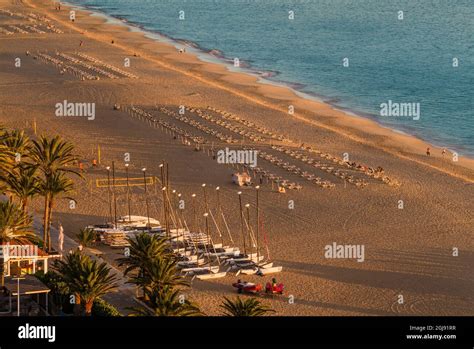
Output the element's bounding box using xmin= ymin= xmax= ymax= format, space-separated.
xmin=35 ymin=271 xmax=73 ymax=314
xmin=92 ymin=298 xmax=121 ymax=316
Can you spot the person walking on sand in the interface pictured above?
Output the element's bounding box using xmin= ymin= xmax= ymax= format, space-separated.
xmin=442 ymin=148 xmax=447 ymax=157
xmin=426 ymin=147 xmax=431 ymax=156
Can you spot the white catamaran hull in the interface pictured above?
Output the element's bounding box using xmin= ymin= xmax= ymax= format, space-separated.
xmin=181 ymin=266 xmax=220 ymax=274
xmin=177 ymin=259 xmax=206 ymax=267
xmin=225 ymin=255 xmax=265 ymax=264
xmin=257 ymin=266 xmax=283 ymax=275
xmin=195 ymin=272 xmax=227 ymax=280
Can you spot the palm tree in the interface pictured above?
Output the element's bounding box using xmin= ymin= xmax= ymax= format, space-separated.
xmin=1 ymin=129 xmax=31 ymax=159
xmin=30 ymin=135 xmax=79 ymax=177
xmin=220 ymin=297 xmax=275 ymax=317
xmin=39 ymin=172 xmax=75 ymax=251
xmin=29 ymin=135 xmax=81 ymax=251
xmin=132 ymin=285 xmax=203 ymax=316
xmin=56 ymin=250 xmax=117 ymax=316
xmin=76 ymin=228 xmax=96 ymax=248
xmin=117 ymin=233 xmax=170 ymax=276
xmin=117 ymin=233 xmax=173 ymax=298
xmin=0 ymin=144 xmax=14 ymax=175
xmin=0 ymin=130 xmax=15 ymax=178
xmin=0 ymin=201 xmax=36 ymax=244
xmin=0 ymin=164 xmax=41 ymax=212
xmin=0 ymin=201 xmax=37 ymax=286
xmin=127 ymin=256 xmax=187 ymax=293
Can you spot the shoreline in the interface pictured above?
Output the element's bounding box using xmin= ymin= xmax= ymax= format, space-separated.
xmin=2 ymin=0 xmax=473 ymax=182
xmin=62 ymin=0 xmax=474 ymax=161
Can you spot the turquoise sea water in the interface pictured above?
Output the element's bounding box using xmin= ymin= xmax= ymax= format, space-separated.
xmin=67 ymin=0 xmax=474 ymax=156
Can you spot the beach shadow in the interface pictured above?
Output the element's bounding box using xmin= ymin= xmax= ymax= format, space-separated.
xmin=278 ymin=249 xmax=474 ymax=300
xmin=189 ymin=277 xmax=394 ymax=316
xmin=370 ymin=248 xmax=474 ymax=276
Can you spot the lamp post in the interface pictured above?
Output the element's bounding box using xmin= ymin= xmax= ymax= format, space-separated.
xmin=191 ymin=193 xmax=197 ymax=233
xmin=12 ymin=276 xmax=25 ymax=317
xmin=215 ymin=186 xmax=223 ymax=245
xmin=175 ymin=193 xmax=182 ymax=230
xmin=106 ymin=166 xmax=112 ymax=224
xmin=161 ymin=186 xmax=168 ymax=237
xmin=245 ymin=203 xmax=253 ymax=253
xmin=171 ymin=189 xmax=178 ymax=210
xmin=238 ymin=191 xmax=246 ymax=255
xmin=112 ymin=161 xmax=117 ymax=228
xmin=204 ymin=212 xmax=211 ymax=268
xmin=159 ymin=163 xmax=168 ymax=237
xmin=255 ymin=185 xmax=260 ymax=264
xmin=171 ymin=189 xmax=177 ymax=230
xmin=142 ymin=167 xmax=150 ymax=227
xmin=201 ymin=183 xmax=208 ymax=214
xmin=125 ymin=163 xmax=131 ymax=223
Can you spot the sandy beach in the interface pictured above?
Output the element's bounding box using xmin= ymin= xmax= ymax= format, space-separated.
xmin=1 ymin=0 xmax=473 ymax=316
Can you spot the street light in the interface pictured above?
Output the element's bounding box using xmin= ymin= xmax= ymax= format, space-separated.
xmin=255 ymin=185 xmax=260 ymax=262
xmin=12 ymin=275 xmax=25 ymax=317
xmin=161 ymin=186 xmax=168 ymax=237
xmin=105 ymin=166 xmax=112 ymax=224
xmin=191 ymin=193 xmax=197 ymax=232
xmin=112 ymin=161 xmax=118 ymax=228
xmin=215 ymin=186 xmax=223 ymax=245
xmin=142 ymin=167 xmax=150 ymax=227
xmin=203 ymin=212 xmax=212 ymax=268
xmin=177 ymin=193 xmax=182 ymax=222
xmin=125 ymin=163 xmax=131 ymax=223
xmin=237 ymin=191 xmax=246 ymax=254
xmin=202 ymin=183 xmax=208 ymax=213
xmin=245 ymin=203 xmax=254 ymax=250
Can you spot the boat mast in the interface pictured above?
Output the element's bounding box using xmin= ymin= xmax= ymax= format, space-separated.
xmin=142 ymin=167 xmax=150 ymax=228
xmin=255 ymin=185 xmax=260 ymax=263
xmin=215 ymin=186 xmax=224 ymax=246
xmin=202 ymin=183 xmax=208 ymax=213
xmin=159 ymin=163 xmax=168 ymax=237
xmin=112 ymin=161 xmax=118 ymax=228
xmin=238 ymin=191 xmax=246 ymax=255
xmin=191 ymin=193 xmax=197 ymax=233
xmin=125 ymin=163 xmax=131 ymax=223
xmin=106 ymin=166 xmax=112 ymax=224
xmin=245 ymin=203 xmax=253 ymax=254
xmin=166 ymin=162 xmax=171 ymax=228
xmin=204 ymin=212 xmax=211 ymax=269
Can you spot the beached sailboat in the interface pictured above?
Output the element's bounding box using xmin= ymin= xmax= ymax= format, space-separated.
xmin=227 ymin=187 xmax=283 ymax=275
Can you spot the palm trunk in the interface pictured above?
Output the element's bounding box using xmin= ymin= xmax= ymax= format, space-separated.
xmin=47 ymin=198 xmax=55 ymax=252
xmin=84 ymin=300 xmax=94 ymax=316
xmin=0 ymin=258 xmax=4 ymax=287
xmin=42 ymin=194 xmax=50 ymax=251
xmin=73 ymin=293 xmax=81 ymax=316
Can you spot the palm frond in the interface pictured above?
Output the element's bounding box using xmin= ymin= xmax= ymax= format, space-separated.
xmin=220 ymin=296 xmax=275 ymax=316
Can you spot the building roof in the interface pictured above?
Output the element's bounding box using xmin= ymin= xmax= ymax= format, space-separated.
xmin=0 ymin=243 xmax=49 ymax=257
xmin=3 ymin=274 xmax=50 ymax=296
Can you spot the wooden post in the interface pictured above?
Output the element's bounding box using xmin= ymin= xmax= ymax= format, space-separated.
xmin=97 ymin=144 xmax=101 ymax=164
